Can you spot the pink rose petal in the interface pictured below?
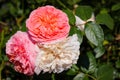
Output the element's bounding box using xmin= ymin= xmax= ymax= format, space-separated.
xmin=26 ymin=5 xmax=70 ymax=44
xmin=6 ymin=31 xmax=39 ymax=75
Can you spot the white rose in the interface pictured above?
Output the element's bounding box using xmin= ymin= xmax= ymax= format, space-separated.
xmin=34 ymin=34 xmax=80 ymax=75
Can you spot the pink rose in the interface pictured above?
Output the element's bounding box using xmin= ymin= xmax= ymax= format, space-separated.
xmin=6 ymin=31 xmax=39 ymax=75
xmin=26 ymin=5 xmax=70 ymax=44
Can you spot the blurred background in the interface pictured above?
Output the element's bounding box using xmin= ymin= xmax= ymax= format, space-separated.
xmin=0 ymin=0 xmax=120 ymax=80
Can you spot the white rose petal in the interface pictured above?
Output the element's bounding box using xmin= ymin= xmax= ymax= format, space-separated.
xmin=34 ymin=34 xmax=80 ymax=74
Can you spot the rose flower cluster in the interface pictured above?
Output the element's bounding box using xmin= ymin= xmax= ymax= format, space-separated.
xmin=6 ymin=5 xmax=80 ymax=75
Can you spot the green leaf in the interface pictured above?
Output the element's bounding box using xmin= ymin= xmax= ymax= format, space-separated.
xmin=94 ymin=46 xmax=105 ymax=58
xmin=8 ymin=3 xmax=17 ymax=16
xmin=112 ymin=3 xmax=120 ymax=11
xmin=63 ymin=9 xmax=76 ymax=25
xmin=69 ymin=26 xmax=83 ymax=45
xmin=77 ymin=30 xmax=83 ymax=45
xmin=87 ymin=52 xmax=96 ymax=74
xmin=73 ymin=73 xmax=89 ymax=80
xmin=72 ymin=64 xmax=79 ymax=71
xmin=100 ymin=8 xmax=108 ymax=14
xmin=80 ymin=67 xmax=88 ymax=73
xmin=4 ymin=56 xmax=9 ymax=61
xmin=0 ymin=5 xmax=9 ymax=16
xmin=67 ymin=65 xmax=79 ymax=75
xmin=83 ymin=76 xmax=89 ymax=80
xmin=116 ymin=60 xmax=120 ymax=68
xmin=96 ymin=64 xmax=114 ymax=80
xmin=96 ymin=13 xmax=114 ymax=30
xmin=21 ymin=23 xmax=27 ymax=31
xmin=104 ymin=33 xmax=114 ymax=41
xmin=85 ymin=22 xmax=104 ymax=46
xmin=75 ymin=6 xmax=93 ymax=20
xmin=67 ymin=68 xmax=78 ymax=76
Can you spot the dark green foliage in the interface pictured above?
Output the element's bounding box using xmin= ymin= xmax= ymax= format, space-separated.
xmin=0 ymin=0 xmax=120 ymax=80
xmin=75 ymin=6 xmax=93 ymax=20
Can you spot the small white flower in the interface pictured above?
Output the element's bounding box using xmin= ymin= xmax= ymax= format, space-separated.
xmin=87 ymin=13 xmax=95 ymax=22
xmin=75 ymin=13 xmax=95 ymax=31
xmin=34 ymin=34 xmax=80 ymax=75
xmin=75 ymin=15 xmax=86 ymax=31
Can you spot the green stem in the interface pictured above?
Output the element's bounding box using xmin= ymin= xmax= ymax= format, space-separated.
xmin=16 ymin=16 xmax=24 ymax=29
xmin=0 ymin=30 xmax=4 ymax=56
xmin=51 ymin=73 xmax=55 ymax=80
xmin=0 ymin=29 xmax=5 ymax=80
xmin=29 ymin=76 xmax=33 ymax=80
xmin=86 ymin=74 xmax=96 ymax=80
xmin=56 ymin=0 xmax=68 ymax=9
xmin=0 ymin=61 xmax=4 ymax=80
xmin=107 ymin=46 xmax=111 ymax=63
xmin=0 ymin=21 xmax=7 ymax=26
